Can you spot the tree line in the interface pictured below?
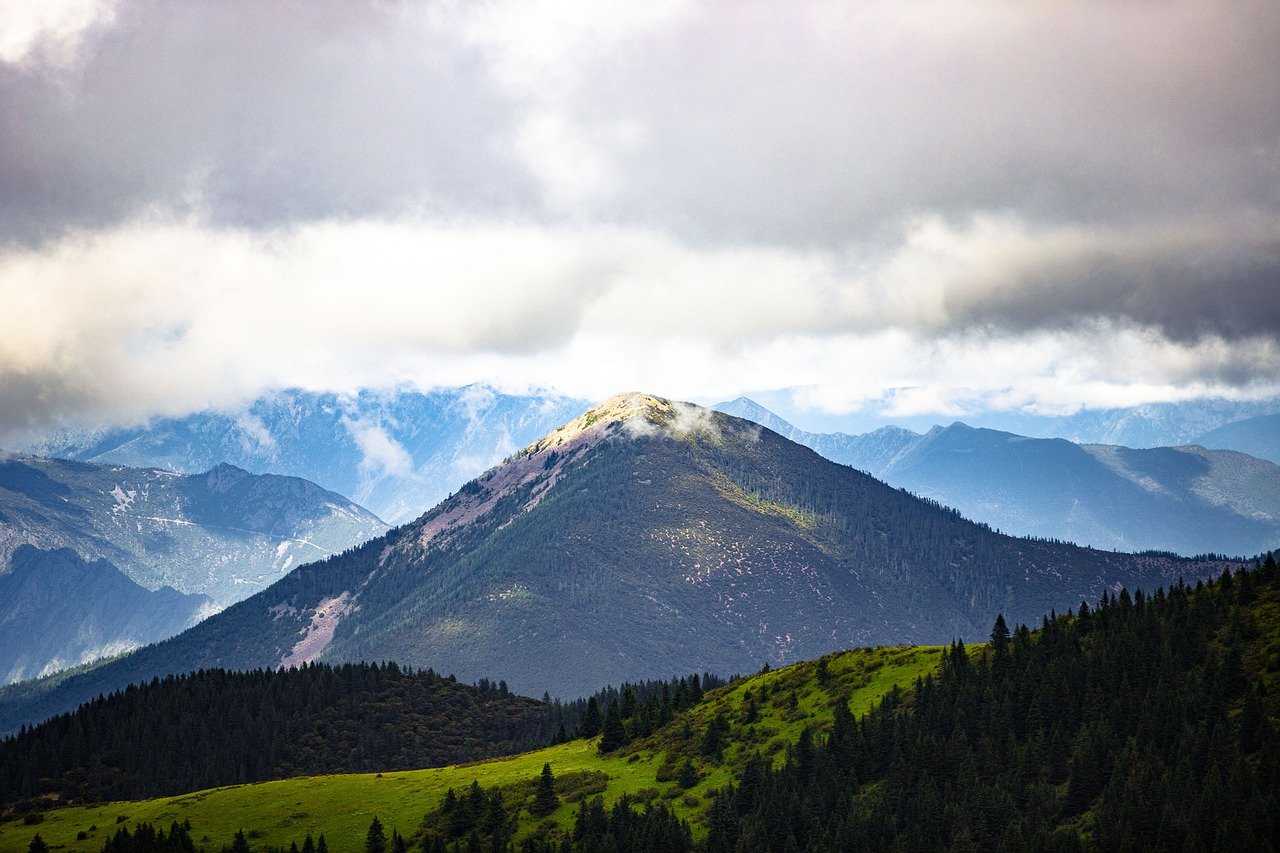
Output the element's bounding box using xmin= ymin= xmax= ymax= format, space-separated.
xmin=0 ymin=662 xmax=552 ymax=808
xmin=702 ymin=553 xmax=1280 ymax=851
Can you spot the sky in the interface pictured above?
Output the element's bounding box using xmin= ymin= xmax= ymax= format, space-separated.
xmin=1 ymin=0 xmax=1278 ymax=439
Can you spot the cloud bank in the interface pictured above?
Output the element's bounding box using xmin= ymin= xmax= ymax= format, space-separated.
xmin=0 ymin=0 xmax=1276 ymax=435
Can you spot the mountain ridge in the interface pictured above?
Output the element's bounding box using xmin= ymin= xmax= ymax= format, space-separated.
xmin=20 ymin=386 xmax=591 ymax=524
xmin=0 ymin=453 xmax=387 ymax=603
xmin=0 ymin=393 xmax=1229 ymax=733
xmin=716 ymin=398 xmax=1280 ymax=556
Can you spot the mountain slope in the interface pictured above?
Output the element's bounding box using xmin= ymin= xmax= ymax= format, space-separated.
xmin=714 ymin=397 xmax=917 ymax=473
xmin=8 ymin=557 xmax=1280 ymax=851
xmin=881 ymin=424 xmax=1280 ymax=556
xmin=24 ymin=386 xmax=590 ymax=524
xmin=719 ymin=398 xmax=1280 ymax=556
xmin=1197 ymin=412 xmax=1280 ymax=465
xmin=0 ymin=546 xmax=212 ymax=684
xmin=0 ymin=394 xmax=1225 ymax=731
xmin=702 ymin=558 xmax=1280 ymax=851
xmin=0 ymin=662 xmax=553 ymax=809
xmin=0 ymin=454 xmax=387 ymax=603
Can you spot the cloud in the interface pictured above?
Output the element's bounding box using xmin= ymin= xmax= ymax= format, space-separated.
xmin=233 ymin=413 xmax=277 ymax=456
xmin=2 ymin=0 xmax=1275 ymax=244
xmin=0 ymin=1 xmax=1277 ymax=433
xmin=0 ymin=215 xmax=1276 ymax=439
xmin=0 ymin=0 xmax=116 ymax=65
xmin=0 ymin=2 xmax=530 ymax=239
xmin=343 ymin=416 xmax=415 ymax=482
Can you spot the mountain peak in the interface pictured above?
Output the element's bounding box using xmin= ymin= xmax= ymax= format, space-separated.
xmin=527 ymin=392 xmax=728 ymax=454
xmin=713 ymin=397 xmax=798 ymax=436
xmin=405 ymin=393 xmax=749 ymax=553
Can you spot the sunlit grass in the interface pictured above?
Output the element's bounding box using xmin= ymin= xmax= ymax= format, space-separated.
xmin=0 ymin=645 xmax=943 ymax=852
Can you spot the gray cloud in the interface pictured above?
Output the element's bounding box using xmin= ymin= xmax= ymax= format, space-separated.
xmin=3 ymin=1 xmax=1276 ymax=245
xmin=0 ymin=0 xmax=1277 ymax=432
xmin=0 ymin=1 xmax=533 ymax=239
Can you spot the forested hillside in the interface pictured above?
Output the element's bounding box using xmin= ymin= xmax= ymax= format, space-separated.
xmin=9 ymin=553 xmax=1279 ymax=851
xmin=0 ymin=663 xmax=552 ymax=809
xmin=703 ymin=553 xmax=1280 ymax=851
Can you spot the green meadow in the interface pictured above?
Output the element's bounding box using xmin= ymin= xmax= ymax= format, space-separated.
xmin=0 ymin=645 xmax=943 ymax=852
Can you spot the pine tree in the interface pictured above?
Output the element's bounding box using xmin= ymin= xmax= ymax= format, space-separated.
xmin=991 ymin=613 xmax=1010 ymax=674
xmin=599 ymin=698 xmax=628 ymax=753
xmin=677 ymin=758 xmax=700 ymax=789
xmin=366 ymin=817 xmax=387 ymax=853
xmin=701 ymin=711 xmax=728 ymax=761
xmin=27 ymin=835 xmax=47 ymax=853
xmin=579 ymin=696 xmax=602 ymax=738
xmin=230 ymin=830 xmax=252 ymax=853
xmin=531 ymin=763 xmax=560 ymax=816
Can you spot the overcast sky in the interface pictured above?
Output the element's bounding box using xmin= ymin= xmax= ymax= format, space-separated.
xmin=1 ymin=0 xmax=1277 ymax=437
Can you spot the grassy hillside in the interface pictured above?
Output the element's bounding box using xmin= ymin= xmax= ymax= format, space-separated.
xmin=700 ymin=557 xmax=1280 ymax=851
xmin=0 ymin=663 xmax=556 ymax=809
xmin=0 ymin=645 xmax=942 ymax=852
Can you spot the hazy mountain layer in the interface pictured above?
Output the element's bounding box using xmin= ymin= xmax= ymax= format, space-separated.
xmin=1197 ymin=413 xmax=1280 ymax=466
xmin=24 ymin=386 xmax=590 ymax=524
xmin=0 ymin=546 xmax=212 ymax=685
xmin=717 ymin=399 xmax=1280 ymax=557
xmin=0 ymin=454 xmax=387 ymax=602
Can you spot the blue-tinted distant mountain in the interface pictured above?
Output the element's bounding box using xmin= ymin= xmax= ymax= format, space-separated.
xmin=963 ymin=399 xmax=1280 ymax=448
xmin=715 ymin=397 xmax=918 ymax=472
xmin=719 ymin=399 xmax=1280 ymax=557
xmin=1196 ymin=414 xmax=1280 ymax=466
xmin=26 ymin=386 xmax=591 ymax=524
xmin=757 ymin=395 xmax=1280 ymax=449
xmin=0 ymin=454 xmax=386 ymax=603
xmin=0 ymin=546 xmax=212 ymax=685
xmin=883 ymin=424 xmax=1280 ymax=557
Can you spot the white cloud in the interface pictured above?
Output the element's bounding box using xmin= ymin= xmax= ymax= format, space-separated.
xmin=0 ymin=214 xmax=1276 ymax=438
xmin=0 ymin=0 xmax=116 ymax=65
xmin=343 ymin=416 xmax=415 ymax=484
xmin=0 ymin=1 xmax=1277 ymax=435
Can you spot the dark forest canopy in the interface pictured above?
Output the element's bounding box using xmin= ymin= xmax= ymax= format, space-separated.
xmin=702 ymin=553 xmax=1280 ymax=851
xmin=0 ymin=662 xmax=548 ymax=808
xmin=0 ymin=661 xmax=729 ymax=814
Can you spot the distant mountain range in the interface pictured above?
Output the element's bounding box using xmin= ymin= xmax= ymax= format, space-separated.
xmin=844 ymin=396 xmax=1280 ymax=448
xmin=0 ymin=455 xmax=386 ymax=684
xmin=1197 ymin=413 xmax=1280 ymax=466
xmin=717 ymin=398 xmax=1280 ymax=557
xmin=0 ymin=394 xmax=1225 ymax=731
xmin=24 ymin=386 xmax=590 ymax=524
xmin=0 ymin=546 xmax=212 ymax=685
xmin=0 ymin=454 xmax=387 ymax=603
xmin=989 ymin=399 xmax=1280 ymax=447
